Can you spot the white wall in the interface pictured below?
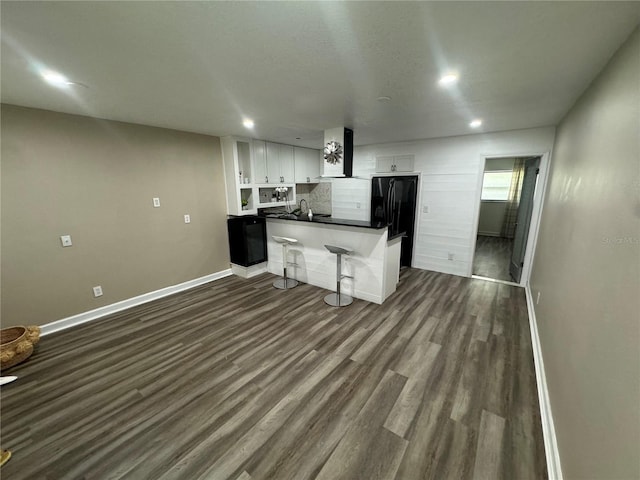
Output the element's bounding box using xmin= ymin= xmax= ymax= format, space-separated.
xmin=477 ymin=202 xmax=508 ymax=236
xmin=331 ymin=127 xmax=556 ymax=276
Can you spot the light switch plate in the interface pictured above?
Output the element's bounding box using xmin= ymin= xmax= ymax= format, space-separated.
xmin=153 ymin=197 xmax=161 ymax=207
xmin=60 ymin=235 xmax=73 ymax=247
xmin=93 ymin=286 xmax=103 ymax=297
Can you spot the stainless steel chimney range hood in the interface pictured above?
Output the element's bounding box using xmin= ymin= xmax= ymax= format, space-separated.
xmin=321 ymin=127 xmax=353 ymax=178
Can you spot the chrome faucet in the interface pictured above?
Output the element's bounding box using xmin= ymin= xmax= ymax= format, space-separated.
xmin=299 ymin=199 xmax=308 ymax=214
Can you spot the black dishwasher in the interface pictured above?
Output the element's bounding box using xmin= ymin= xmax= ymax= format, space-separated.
xmin=227 ymin=216 xmax=267 ymax=266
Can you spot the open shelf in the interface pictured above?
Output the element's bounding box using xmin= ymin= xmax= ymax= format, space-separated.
xmin=240 ymin=187 xmax=254 ymax=212
xmin=258 ymin=186 xmax=294 ymax=205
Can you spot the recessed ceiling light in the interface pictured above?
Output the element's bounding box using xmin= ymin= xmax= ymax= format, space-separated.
xmin=377 ymin=96 xmax=391 ymax=102
xmin=438 ymin=73 xmax=458 ymax=86
xmin=243 ymin=119 xmax=254 ymax=129
xmin=469 ymin=119 xmax=483 ymax=128
xmin=41 ymin=70 xmax=72 ymax=88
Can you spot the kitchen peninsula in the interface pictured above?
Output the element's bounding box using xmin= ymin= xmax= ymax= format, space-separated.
xmin=263 ymin=214 xmax=402 ymax=304
xmin=221 ymin=134 xmax=404 ymax=304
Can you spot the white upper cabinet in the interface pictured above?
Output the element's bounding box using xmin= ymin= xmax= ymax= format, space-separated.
xmin=221 ymin=136 xmax=256 ymax=215
xmin=266 ymin=142 xmax=280 ymax=184
xmin=294 ymin=147 xmax=321 ymax=183
xmin=394 ymin=155 xmax=415 ymax=172
xmin=265 ymin=142 xmax=295 ymax=184
xmin=253 ymin=140 xmax=268 ymax=184
xmin=375 ymin=154 xmax=415 ymax=173
xmin=376 ymin=156 xmax=395 ymax=173
xmin=279 ymin=144 xmax=295 ymax=183
xmin=221 ymin=136 xmax=298 ymax=215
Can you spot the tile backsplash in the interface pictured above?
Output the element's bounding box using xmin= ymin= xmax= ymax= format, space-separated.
xmin=296 ymin=182 xmax=332 ymax=215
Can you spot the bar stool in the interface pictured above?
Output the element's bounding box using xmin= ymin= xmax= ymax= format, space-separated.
xmin=324 ymin=244 xmax=353 ymax=307
xmin=272 ymin=236 xmax=299 ymax=289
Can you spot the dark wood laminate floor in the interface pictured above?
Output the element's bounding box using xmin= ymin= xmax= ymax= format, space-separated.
xmin=1 ymin=269 xmax=547 ymax=480
xmin=473 ymin=235 xmax=515 ymax=282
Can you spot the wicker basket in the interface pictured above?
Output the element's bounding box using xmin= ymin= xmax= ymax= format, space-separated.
xmin=0 ymin=326 xmax=40 ymax=371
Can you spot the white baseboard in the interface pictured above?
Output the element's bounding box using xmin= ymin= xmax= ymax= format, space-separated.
xmin=230 ymin=262 xmax=268 ymax=278
xmin=525 ymin=284 xmax=563 ymax=480
xmin=41 ymin=269 xmax=232 ymax=336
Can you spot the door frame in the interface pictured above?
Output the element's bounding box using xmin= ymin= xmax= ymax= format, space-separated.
xmin=469 ymin=150 xmax=551 ymax=286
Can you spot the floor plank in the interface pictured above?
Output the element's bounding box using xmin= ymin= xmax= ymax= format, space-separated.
xmin=473 ymin=235 xmax=514 ymax=281
xmin=473 ymin=409 xmax=506 ymax=479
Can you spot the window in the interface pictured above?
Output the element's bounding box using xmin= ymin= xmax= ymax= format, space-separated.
xmin=481 ymin=170 xmax=513 ymax=200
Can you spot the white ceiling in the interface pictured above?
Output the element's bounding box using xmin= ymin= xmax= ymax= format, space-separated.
xmin=1 ymin=1 xmax=638 ymax=148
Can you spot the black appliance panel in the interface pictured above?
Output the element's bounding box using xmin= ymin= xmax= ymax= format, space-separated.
xmin=227 ymin=216 xmax=267 ymax=267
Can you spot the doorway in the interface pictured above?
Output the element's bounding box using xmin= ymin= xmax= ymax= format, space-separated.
xmin=473 ymin=156 xmax=541 ymax=283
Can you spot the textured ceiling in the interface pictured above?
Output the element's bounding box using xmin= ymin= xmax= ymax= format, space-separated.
xmin=1 ymin=1 xmax=638 ymax=147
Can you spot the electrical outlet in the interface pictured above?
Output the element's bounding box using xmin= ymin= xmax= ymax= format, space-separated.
xmin=60 ymin=235 xmax=73 ymax=247
xmin=356 ymin=202 xmax=361 ymax=209
xmin=153 ymin=197 xmax=161 ymax=208
xmin=184 ymin=214 xmax=191 ymax=224
xmin=93 ymin=286 xmax=103 ymax=297
xmin=536 ymin=291 xmax=541 ymax=305
xmin=423 ymin=205 xmax=429 ymax=214
xmin=447 ymin=252 xmax=454 ymax=261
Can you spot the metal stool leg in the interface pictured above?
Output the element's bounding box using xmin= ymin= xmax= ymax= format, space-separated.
xmin=274 ymin=243 xmax=299 ymax=289
xmin=324 ymin=252 xmax=353 ymax=307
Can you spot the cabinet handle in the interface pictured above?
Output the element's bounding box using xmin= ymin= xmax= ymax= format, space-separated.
xmin=265 ymin=176 xmax=268 ymax=183
xmin=307 ymin=177 xmax=310 ymax=183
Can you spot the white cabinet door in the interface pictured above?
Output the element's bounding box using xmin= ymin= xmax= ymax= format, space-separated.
xmin=394 ymin=155 xmax=414 ymax=172
xmin=253 ymin=140 xmax=268 ymax=184
xmin=294 ymin=147 xmax=309 ymax=183
xmin=279 ymin=144 xmax=295 ymax=183
xmin=375 ymin=156 xmax=395 ymax=172
xmin=221 ymin=136 xmax=257 ymax=216
xmin=266 ymin=142 xmax=281 ymax=184
xmin=294 ymin=147 xmax=321 ymax=183
xmin=266 ymin=142 xmax=295 ymax=183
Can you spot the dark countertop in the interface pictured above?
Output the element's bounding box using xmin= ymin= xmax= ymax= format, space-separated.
xmin=259 ymin=212 xmax=388 ymax=230
xmin=388 ymin=230 xmax=407 ymax=241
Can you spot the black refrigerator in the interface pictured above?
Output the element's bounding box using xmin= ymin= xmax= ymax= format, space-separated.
xmin=371 ymin=175 xmax=418 ymax=267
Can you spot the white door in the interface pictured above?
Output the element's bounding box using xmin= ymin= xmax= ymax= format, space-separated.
xmin=510 ymin=157 xmax=541 ymax=282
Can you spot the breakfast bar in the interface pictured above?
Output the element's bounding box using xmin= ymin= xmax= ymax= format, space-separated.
xmin=264 ymin=215 xmax=402 ymax=304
